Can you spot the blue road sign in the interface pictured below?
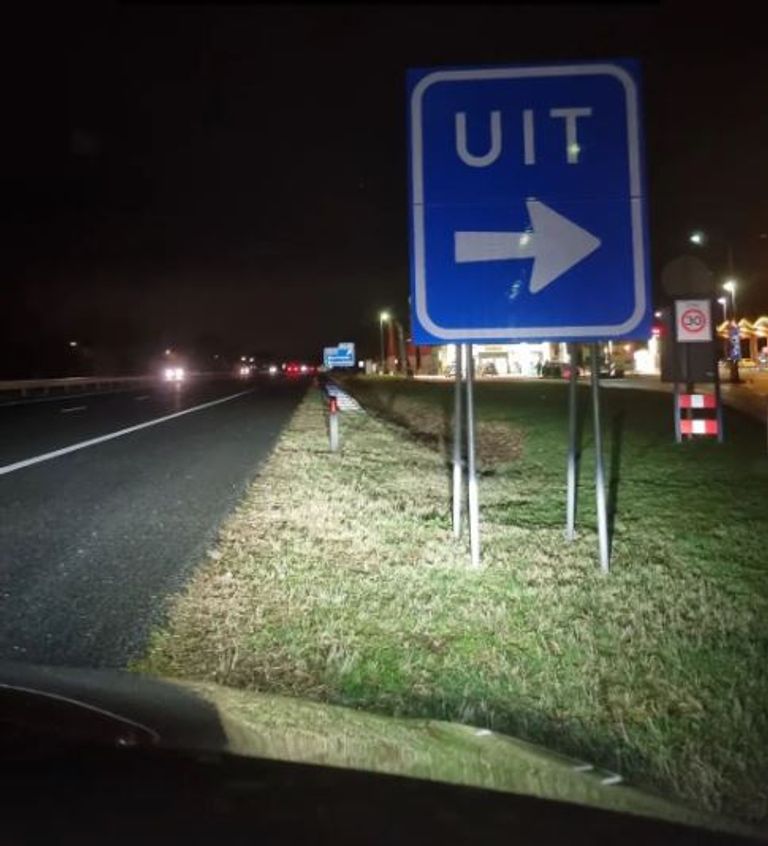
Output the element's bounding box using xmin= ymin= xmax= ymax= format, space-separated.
xmin=324 ymin=342 xmax=356 ymax=368
xmin=728 ymin=325 xmax=742 ymax=361
xmin=407 ymin=61 xmax=650 ymax=344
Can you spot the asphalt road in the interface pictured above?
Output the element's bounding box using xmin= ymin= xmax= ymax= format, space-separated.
xmin=0 ymin=376 xmax=307 ymax=668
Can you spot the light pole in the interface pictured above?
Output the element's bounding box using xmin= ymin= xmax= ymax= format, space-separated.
xmin=379 ymin=311 xmax=390 ymax=374
xmin=717 ymin=297 xmax=729 ymax=361
xmin=689 ymin=229 xmax=759 ymax=381
xmin=67 ymin=341 xmax=81 ymax=376
xmin=723 ymin=280 xmax=740 ymax=382
xmin=723 ymin=279 xmax=738 ymax=320
xmin=393 ymin=318 xmax=407 ymax=375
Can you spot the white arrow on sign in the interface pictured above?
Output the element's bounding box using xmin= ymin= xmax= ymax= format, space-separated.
xmin=454 ymin=200 xmax=602 ymax=294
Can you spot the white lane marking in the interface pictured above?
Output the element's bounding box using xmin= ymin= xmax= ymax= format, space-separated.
xmin=135 ymin=395 xmax=151 ymax=401
xmin=60 ymin=405 xmax=87 ymax=414
xmin=0 ymin=389 xmax=254 ymax=477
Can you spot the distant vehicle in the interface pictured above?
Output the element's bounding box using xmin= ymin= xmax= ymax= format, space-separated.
xmin=480 ymin=362 xmax=497 ymax=376
xmin=599 ymin=362 xmax=625 ymax=379
xmin=540 ymin=361 xmax=567 ymax=378
xmin=163 ymin=366 xmax=186 ymax=383
xmin=284 ymin=362 xmax=316 ymax=377
xmin=539 ymin=362 xmax=588 ymax=380
xmin=157 ymin=350 xmax=189 ymax=383
xmin=539 ymin=360 xmax=626 ymax=380
xmin=238 ymin=365 xmax=252 ymax=378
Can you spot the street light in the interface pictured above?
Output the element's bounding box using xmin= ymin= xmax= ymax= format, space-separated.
xmin=379 ymin=311 xmax=390 ymax=373
xmin=723 ymin=279 xmax=738 ymax=320
xmin=689 ymin=228 xmax=740 ymax=275
xmin=69 ymin=340 xmax=78 ymax=348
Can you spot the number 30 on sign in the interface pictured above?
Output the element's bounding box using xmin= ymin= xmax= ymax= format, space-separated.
xmin=674 ymin=299 xmax=712 ymax=343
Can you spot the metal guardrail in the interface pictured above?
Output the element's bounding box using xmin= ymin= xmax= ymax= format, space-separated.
xmin=0 ymin=372 xmax=231 ymax=399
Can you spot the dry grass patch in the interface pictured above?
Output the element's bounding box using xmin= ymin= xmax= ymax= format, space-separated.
xmin=138 ymin=383 xmax=768 ymax=828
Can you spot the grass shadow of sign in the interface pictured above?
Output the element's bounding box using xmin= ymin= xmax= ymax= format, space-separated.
xmin=568 ymin=386 xmax=624 ymax=554
xmin=607 ymin=409 xmax=625 ymax=552
xmin=568 ymin=385 xmax=591 ymax=527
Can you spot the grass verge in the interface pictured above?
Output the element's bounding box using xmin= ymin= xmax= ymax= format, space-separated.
xmin=138 ymin=377 xmax=768 ymax=826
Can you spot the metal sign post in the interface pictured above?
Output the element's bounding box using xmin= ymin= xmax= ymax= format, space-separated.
xmin=465 ymin=345 xmax=481 ymax=568
xmin=668 ymin=298 xmax=722 ymax=442
xmin=673 ymin=380 xmax=682 ymax=443
xmin=407 ymin=61 xmax=650 ymax=575
xmin=565 ymin=343 xmax=579 ymax=541
xmin=590 ymin=344 xmax=610 ymax=574
xmin=684 ymin=342 xmax=694 ymax=438
xmin=713 ymin=348 xmax=724 ymax=444
xmin=328 ymin=396 xmax=340 ymax=452
xmin=452 ymin=344 xmax=464 ymax=539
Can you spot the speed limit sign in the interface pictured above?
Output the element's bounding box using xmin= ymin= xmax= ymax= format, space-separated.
xmin=675 ymin=299 xmax=712 ymax=343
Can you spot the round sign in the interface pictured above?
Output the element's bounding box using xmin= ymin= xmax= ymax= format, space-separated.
xmin=661 ymin=255 xmax=715 ymax=297
xmin=680 ymin=307 xmax=707 ymax=334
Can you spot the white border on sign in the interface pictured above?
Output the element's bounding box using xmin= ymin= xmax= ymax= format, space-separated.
xmin=410 ymin=64 xmax=647 ymax=340
xmin=674 ymin=299 xmax=712 ymax=343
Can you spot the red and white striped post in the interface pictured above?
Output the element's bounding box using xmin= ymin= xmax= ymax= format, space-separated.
xmin=328 ymin=395 xmax=340 ymax=452
xmin=676 ymin=393 xmax=720 ymax=439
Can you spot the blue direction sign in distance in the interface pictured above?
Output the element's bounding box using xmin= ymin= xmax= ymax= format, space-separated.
xmin=324 ymin=342 xmax=356 ymax=368
xmin=728 ymin=325 xmax=742 ymax=361
xmin=408 ymin=61 xmax=650 ymax=343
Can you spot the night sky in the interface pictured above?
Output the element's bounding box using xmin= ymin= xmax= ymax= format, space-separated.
xmin=4 ymin=3 xmax=767 ymax=376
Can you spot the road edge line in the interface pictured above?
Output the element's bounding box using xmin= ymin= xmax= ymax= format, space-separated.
xmin=0 ymin=389 xmax=254 ymax=477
